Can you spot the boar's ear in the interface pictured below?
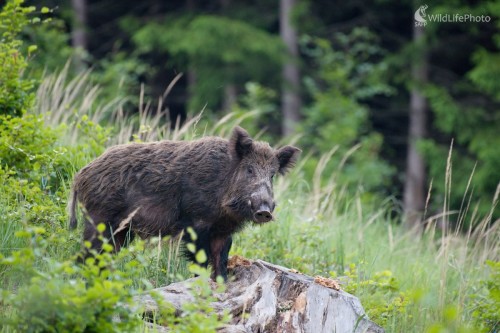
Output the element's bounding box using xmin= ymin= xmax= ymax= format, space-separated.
xmin=230 ymin=126 xmax=253 ymax=160
xmin=276 ymin=146 xmax=301 ymax=175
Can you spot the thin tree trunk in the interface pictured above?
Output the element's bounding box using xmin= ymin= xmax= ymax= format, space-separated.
xmin=280 ymin=0 xmax=302 ymax=136
xmin=71 ymin=0 xmax=88 ymax=71
xmin=404 ymin=23 xmax=428 ymax=230
xmin=187 ymin=69 xmax=197 ymax=104
xmin=222 ymin=84 xmax=237 ymax=113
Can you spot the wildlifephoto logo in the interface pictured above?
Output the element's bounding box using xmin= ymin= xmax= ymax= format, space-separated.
xmin=414 ymin=4 xmax=491 ymax=27
xmin=414 ymin=5 xmax=428 ymax=26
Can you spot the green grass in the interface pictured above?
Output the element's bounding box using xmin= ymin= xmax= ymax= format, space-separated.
xmin=0 ymin=69 xmax=498 ymax=332
xmin=233 ymin=148 xmax=499 ymax=331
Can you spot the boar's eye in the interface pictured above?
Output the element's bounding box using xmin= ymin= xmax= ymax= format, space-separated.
xmin=247 ymin=166 xmax=254 ymax=175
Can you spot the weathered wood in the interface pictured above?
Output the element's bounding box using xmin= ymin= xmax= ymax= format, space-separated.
xmin=136 ymin=258 xmax=384 ymax=333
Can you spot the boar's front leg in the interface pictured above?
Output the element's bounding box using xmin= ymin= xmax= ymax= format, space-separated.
xmin=210 ymin=235 xmax=233 ymax=281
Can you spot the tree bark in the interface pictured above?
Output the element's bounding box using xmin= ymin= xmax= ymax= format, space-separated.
xmin=223 ymin=84 xmax=238 ymax=113
xmin=280 ymin=0 xmax=302 ymax=136
xmin=71 ymin=0 xmax=88 ymax=71
xmin=136 ymin=257 xmax=384 ymax=333
xmin=404 ymin=23 xmax=428 ymax=229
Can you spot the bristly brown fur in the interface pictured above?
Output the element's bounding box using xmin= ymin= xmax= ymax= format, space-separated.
xmin=70 ymin=126 xmax=300 ymax=280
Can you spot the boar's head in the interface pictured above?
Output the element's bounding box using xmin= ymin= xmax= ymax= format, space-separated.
xmin=223 ymin=126 xmax=300 ymax=224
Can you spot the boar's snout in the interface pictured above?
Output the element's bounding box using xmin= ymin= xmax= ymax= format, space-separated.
xmin=246 ymin=176 xmax=276 ymax=223
xmin=250 ymin=189 xmax=275 ymax=223
xmin=253 ymin=203 xmax=273 ymax=223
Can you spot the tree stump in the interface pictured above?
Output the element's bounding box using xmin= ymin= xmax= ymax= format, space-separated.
xmin=137 ymin=257 xmax=384 ymax=333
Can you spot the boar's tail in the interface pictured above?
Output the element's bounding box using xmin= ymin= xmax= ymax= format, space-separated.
xmin=69 ymin=190 xmax=78 ymax=230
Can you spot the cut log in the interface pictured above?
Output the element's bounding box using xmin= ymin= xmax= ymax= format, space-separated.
xmin=136 ymin=258 xmax=384 ymax=333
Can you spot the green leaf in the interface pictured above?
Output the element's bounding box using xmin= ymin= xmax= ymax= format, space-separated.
xmin=102 ymin=243 xmax=113 ymax=253
xmin=187 ymin=226 xmax=197 ymax=241
xmin=41 ymin=7 xmax=50 ymax=14
xmin=97 ymin=223 xmax=106 ymax=233
xmin=195 ymin=250 xmax=207 ymax=264
xmin=15 ymin=230 xmax=30 ymax=238
xmin=186 ymin=243 xmax=196 ymax=253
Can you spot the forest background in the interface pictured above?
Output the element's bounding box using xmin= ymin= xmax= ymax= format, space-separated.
xmin=0 ymin=0 xmax=499 ymax=332
xmin=13 ymin=0 xmax=499 ymax=225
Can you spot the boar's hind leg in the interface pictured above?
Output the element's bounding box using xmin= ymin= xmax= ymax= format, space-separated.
xmin=80 ymin=212 xmax=118 ymax=260
xmin=110 ymin=228 xmax=135 ymax=252
xmin=210 ymin=235 xmax=233 ymax=281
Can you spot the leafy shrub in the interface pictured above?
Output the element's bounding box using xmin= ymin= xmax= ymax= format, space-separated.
xmin=333 ymin=263 xmax=412 ymax=327
xmin=0 ymin=225 xmax=230 ymax=333
xmin=300 ymin=28 xmax=395 ymax=195
xmin=22 ymin=15 xmax=76 ymax=82
xmin=0 ymin=0 xmax=37 ymax=117
xmin=0 ymin=113 xmax=68 ymax=229
xmin=0 ymin=226 xmax=144 ymax=333
xmin=0 ymin=109 xmax=111 ymax=227
xmin=0 ymin=114 xmax=60 ymax=178
xmin=0 ymin=116 xmax=87 ymax=231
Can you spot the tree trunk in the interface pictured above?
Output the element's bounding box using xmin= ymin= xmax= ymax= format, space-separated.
xmin=71 ymin=0 xmax=88 ymax=71
xmin=280 ymin=0 xmax=302 ymax=136
xmin=223 ymin=84 xmax=238 ymax=113
xmin=404 ymin=22 xmax=428 ymax=229
xmin=136 ymin=257 xmax=384 ymax=333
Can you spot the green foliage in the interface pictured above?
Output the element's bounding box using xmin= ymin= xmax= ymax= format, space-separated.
xmin=0 ymin=112 xmax=108 ymax=179
xmin=0 ymin=113 xmax=67 ymax=227
xmin=421 ymin=1 xmax=500 ymax=220
xmin=89 ymin=51 xmax=150 ymax=111
xmin=239 ymin=82 xmax=278 ymax=116
xmin=22 ymin=15 xmax=76 ymax=81
xmin=151 ymin=263 xmax=230 ymax=333
xmin=0 ymin=201 xmax=227 ymax=333
xmin=0 ymin=111 xmax=109 ymax=228
xmin=131 ymin=15 xmax=283 ymax=111
xmin=300 ymin=28 xmax=394 ymax=193
xmin=0 ymin=113 xmax=60 ymax=178
xmin=468 ymin=49 xmax=500 ymax=100
xmin=71 ymin=114 xmax=111 ymax=158
xmin=196 ymin=82 xmax=280 ymax=138
xmin=0 ymin=167 xmax=67 ymax=227
xmin=471 ymin=260 xmax=500 ymax=332
xmin=18 ymin=9 xmax=146 ymax=118
xmin=0 ymin=226 xmax=144 ymax=333
xmin=336 ymin=263 xmax=411 ymax=327
xmin=0 ymin=0 xmax=37 ymax=116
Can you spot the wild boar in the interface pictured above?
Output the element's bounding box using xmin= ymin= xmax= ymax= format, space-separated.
xmin=69 ymin=126 xmax=300 ymax=280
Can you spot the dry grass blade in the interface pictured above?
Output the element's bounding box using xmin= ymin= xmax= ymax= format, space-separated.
xmin=113 ymin=207 xmax=140 ymax=236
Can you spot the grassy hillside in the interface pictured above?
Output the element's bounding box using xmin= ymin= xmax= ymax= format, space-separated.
xmin=0 ymin=70 xmax=498 ymax=332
